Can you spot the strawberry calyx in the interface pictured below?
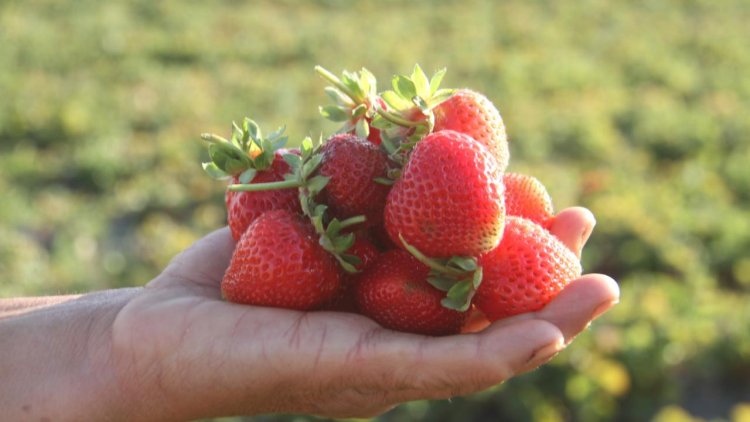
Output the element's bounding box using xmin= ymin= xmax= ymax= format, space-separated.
xmin=201 ymin=117 xmax=288 ymax=182
xmin=315 ymin=65 xmax=380 ymax=141
xmin=399 ymin=234 xmax=483 ymax=312
xmin=229 ymin=136 xmax=364 ymax=273
xmin=371 ymin=64 xmax=455 ymax=165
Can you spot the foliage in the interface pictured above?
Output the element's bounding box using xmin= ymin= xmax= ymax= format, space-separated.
xmin=2 ymin=0 xmax=749 ymax=420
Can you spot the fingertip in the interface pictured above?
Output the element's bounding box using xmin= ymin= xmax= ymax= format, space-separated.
xmin=548 ymin=207 xmax=596 ymax=257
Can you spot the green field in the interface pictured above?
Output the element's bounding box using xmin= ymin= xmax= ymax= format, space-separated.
xmin=2 ymin=0 xmax=750 ymax=420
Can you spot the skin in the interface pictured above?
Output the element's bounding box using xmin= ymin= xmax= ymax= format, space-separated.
xmin=0 ymin=207 xmax=619 ymax=421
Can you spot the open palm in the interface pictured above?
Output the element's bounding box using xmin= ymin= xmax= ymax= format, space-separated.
xmin=110 ymin=207 xmax=619 ymax=421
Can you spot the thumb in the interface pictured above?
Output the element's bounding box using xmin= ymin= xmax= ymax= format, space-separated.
xmin=161 ymin=226 xmax=236 ymax=288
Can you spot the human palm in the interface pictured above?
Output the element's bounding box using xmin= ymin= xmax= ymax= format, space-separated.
xmin=110 ymin=207 xmax=619 ymax=420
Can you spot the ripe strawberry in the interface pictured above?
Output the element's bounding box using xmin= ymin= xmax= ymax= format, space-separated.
xmin=502 ymin=172 xmax=554 ymax=228
xmin=384 ymin=130 xmax=506 ymax=258
xmin=474 ymin=217 xmax=582 ymax=321
xmin=225 ymin=150 xmax=301 ymax=240
xmin=321 ymin=235 xmax=379 ymax=312
xmin=202 ymin=118 xmax=299 ymax=240
xmin=433 ymin=89 xmax=509 ymax=171
xmin=221 ymin=209 xmax=341 ymax=310
xmin=318 ymin=133 xmax=391 ymax=227
xmin=356 ymin=249 xmax=468 ymax=336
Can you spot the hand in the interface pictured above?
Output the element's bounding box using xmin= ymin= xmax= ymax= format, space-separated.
xmin=107 ymin=206 xmax=618 ymax=420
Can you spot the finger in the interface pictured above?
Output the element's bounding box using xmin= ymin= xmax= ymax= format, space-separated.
xmin=163 ymin=226 xmax=236 ymax=287
xmin=359 ymin=318 xmax=565 ymax=402
xmin=548 ymin=207 xmax=596 ymax=258
xmin=534 ymin=273 xmax=619 ymax=344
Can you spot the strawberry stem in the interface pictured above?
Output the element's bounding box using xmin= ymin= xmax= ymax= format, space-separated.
xmin=315 ymin=66 xmax=360 ymax=102
xmin=376 ymin=107 xmax=423 ymax=128
xmin=399 ymin=235 xmax=465 ymax=277
xmin=228 ymin=179 xmax=301 ymax=192
xmin=201 ymin=133 xmax=231 ymax=144
xmin=337 ymin=215 xmax=367 ymax=229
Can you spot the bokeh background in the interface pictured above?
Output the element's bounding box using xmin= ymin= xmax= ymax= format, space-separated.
xmin=2 ymin=0 xmax=749 ymax=420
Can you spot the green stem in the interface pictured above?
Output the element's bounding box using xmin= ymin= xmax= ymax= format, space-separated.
xmin=200 ymin=133 xmax=230 ymax=144
xmin=399 ymin=235 xmax=465 ymax=277
xmin=314 ymin=66 xmax=361 ymax=102
xmin=338 ymin=215 xmax=367 ymax=229
xmin=376 ymin=107 xmax=423 ymax=128
xmin=228 ymin=179 xmax=301 ymax=192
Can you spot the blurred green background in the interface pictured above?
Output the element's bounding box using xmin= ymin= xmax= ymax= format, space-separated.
xmin=2 ymin=0 xmax=749 ymax=420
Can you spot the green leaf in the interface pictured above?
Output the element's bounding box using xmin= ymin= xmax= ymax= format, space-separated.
xmin=429 ymin=68 xmax=447 ymax=95
xmin=319 ymin=234 xmax=335 ymax=252
xmin=380 ymin=90 xmax=412 ymax=110
xmin=267 ymin=125 xmax=286 ymax=142
xmin=448 ymin=256 xmax=478 ymax=272
xmin=301 ymin=153 xmax=324 ymax=180
xmin=337 ymin=258 xmax=358 ymax=274
xmin=202 ymin=162 xmax=229 ymax=179
xmin=430 ymin=89 xmax=455 ymax=108
xmin=324 ymin=87 xmax=354 ymax=107
xmin=341 ymin=253 xmax=362 ymax=267
xmin=441 ymin=280 xmax=475 ymax=312
xmin=427 ymin=274 xmax=457 ymax=292
xmin=355 ymin=118 xmax=369 ymax=138
xmin=283 ymin=153 xmax=302 ymax=171
xmin=326 ymin=218 xmax=342 ymax=238
xmin=332 ymin=232 xmax=355 ymax=253
xmin=393 ymin=75 xmax=416 ymax=100
xmin=245 ymin=118 xmax=261 ymax=143
xmin=301 ymin=137 xmax=314 ymax=155
xmin=352 ymin=104 xmax=368 ymax=119
xmin=238 ymin=168 xmax=257 ymax=184
xmin=306 ymin=175 xmax=329 ymax=195
xmin=320 ymin=105 xmax=350 ymax=122
xmin=411 ymin=64 xmax=430 ymax=99
xmin=472 ymin=266 xmax=484 ymax=289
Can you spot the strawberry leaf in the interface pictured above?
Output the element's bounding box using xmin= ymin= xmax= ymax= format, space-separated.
xmin=441 ymin=280 xmax=475 ymax=312
xmin=202 ymin=162 xmax=230 ymax=180
xmin=427 ymin=274 xmax=457 ymax=292
xmin=411 ymin=64 xmax=431 ymax=99
xmin=320 ymin=105 xmax=350 ymax=122
xmin=393 ymin=75 xmax=417 ymax=100
xmin=238 ymin=168 xmax=257 ymax=184
xmin=429 ymin=68 xmax=447 ymax=96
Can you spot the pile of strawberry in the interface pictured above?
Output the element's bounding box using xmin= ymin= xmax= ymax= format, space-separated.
xmin=201 ymin=65 xmax=582 ymax=336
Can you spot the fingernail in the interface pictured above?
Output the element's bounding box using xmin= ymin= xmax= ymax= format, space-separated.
xmin=591 ymin=300 xmax=617 ymax=321
xmin=526 ymin=339 xmax=564 ymax=368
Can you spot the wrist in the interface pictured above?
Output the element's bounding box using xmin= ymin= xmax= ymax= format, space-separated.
xmin=0 ymin=288 xmax=141 ymax=421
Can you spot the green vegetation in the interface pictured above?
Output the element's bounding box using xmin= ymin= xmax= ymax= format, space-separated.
xmin=2 ymin=0 xmax=749 ymax=420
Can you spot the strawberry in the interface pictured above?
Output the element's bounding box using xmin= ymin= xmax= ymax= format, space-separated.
xmin=372 ymin=66 xmax=508 ymax=170
xmin=384 ymin=130 xmax=506 ymax=258
xmin=356 ymin=249 xmax=468 ymax=336
xmin=433 ymin=89 xmax=509 ymax=171
xmin=202 ymin=118 xmax=300 ymax=240
xmin=502 ymin=172 xmax=554 ymax=228
xmin=225 ymin=151 xmax=301 ymax=240
xmin=221 ymin=209 xmax=341 ymax=310
xmin=474 ymin=217 xmax=582 ymax=321
xmin=316 ymin=66 xmax=384 ymax=144
xmin=321 ymin=235 xmax=380 ymax=312
xmin=318 ymin=133 xmax=391 ymax=227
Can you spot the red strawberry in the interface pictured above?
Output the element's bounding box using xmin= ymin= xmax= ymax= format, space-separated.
xmin=321 ymin=235 xmax=380 ymax=312
xmin=318 ymin=133 xmax=391 ymax=227
xmin=225 ymin=150 xmax=301 ymax=240
xmin=221 ymin=210 xmax=341 ymax=310
xmin=502 ymin=172 xmax=554 ymax=228
xmin=384 ymin=130 xmax=505 ymax=258
xmin=202 ymin=118 xmax=299 ymax=240
xmin=433 ymin=89 xmax=509 ymax=171
xmin=475 ymin=217 xmax=582 ymax=321
xmin=356 ymin=249 xmax=468 ymax=336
